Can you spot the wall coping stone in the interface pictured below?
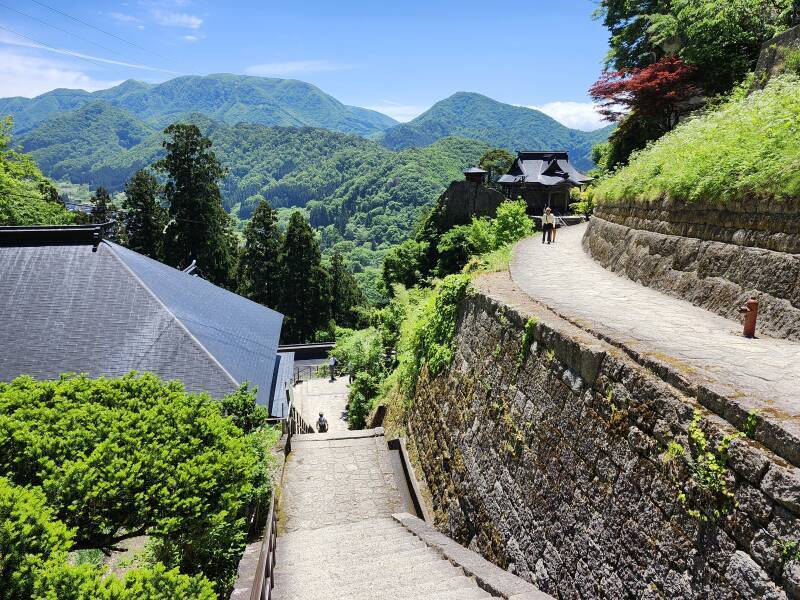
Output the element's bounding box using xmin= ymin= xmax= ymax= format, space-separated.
xmin=392 ymin=512 xmax=554 ymax=600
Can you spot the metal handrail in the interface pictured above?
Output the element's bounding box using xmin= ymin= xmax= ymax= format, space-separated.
xmin=249 ymin=491 xmax=277 ymax=600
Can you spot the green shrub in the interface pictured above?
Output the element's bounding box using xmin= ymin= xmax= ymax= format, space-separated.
xmin=0 ymin=477 xmax=73 ymax=600
xmin=33 ymin=562 xmax=217 ymax=600
xmin=595 ymin=75 xmax=800 ymax=204
xmin=493 ymin=199 xmax=533 ymax=246
xmin=0 ymin=372 xmax=276 ymax=596
xmin=403 ymin=274 xmax=471 ymax=395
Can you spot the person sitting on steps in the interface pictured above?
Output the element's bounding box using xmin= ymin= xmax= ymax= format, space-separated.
xmin=317 ymin=412 xmax=328 ymax=433
xmin=542 ymin=207 xmax=555 ymax=244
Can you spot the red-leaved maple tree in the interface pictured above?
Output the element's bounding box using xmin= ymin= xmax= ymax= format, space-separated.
xmin=589 ymin=56 xmax=702 ymax=133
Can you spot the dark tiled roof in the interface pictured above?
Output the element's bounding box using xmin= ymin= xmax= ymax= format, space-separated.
xmin=498 ymin=151 xmax=591 ymax=187
xmin=0 ymin=235 xmax=287 ymax=411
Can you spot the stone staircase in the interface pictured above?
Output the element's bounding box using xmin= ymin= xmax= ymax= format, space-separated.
xmin=270 ymin=428 xmax=549 ymax=600
xmin=272 ymin=517 xmax=493 ymax=600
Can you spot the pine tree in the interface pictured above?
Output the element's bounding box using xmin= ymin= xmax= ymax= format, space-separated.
xmin=278 ymin=211 xmax=332 ymax=342
xmin=329 ymin=250 xmax=365 ymax=328
xmin=90 ymin=187 xmax=126 ymax=243
xmin=237 ymin=199 xmax=283 ymax=309
xmin=123 ymin=170 xmax=166 ymax=260
xmin=156 ymin=123 xmax=237 ymax=287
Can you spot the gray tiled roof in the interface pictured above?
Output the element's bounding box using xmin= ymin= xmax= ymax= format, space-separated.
xmin=498 ymin=151 xmax=591 ymax=187
xmin=270 ymin=352 xmax=295 ymax=418
xmin=0 ymin=239 xmax=286 ymax=411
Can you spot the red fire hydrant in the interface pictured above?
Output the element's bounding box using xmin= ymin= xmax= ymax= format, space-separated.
xmin=739 ymin=297 xmax=759 ymax=338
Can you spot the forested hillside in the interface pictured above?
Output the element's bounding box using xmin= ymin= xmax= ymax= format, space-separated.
xmin=379 ymin=92 xmax=613 ymax=170
xmin=0 ymin=74 xmax=397 ymax=136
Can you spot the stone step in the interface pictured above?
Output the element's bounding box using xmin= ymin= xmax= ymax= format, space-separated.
xmin=273 ymin=568 xmax=480 ymax=600
xmin=276 ymin=517 xmax=402 ymax=545
xmin=274 ymin=546 xmax=450 ymax=581
xmin=277 ymin=535 xmax=426 ymax=566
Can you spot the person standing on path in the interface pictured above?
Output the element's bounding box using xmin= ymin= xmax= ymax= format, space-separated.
xmin=328 ymin=355 xmax=337 ymax=381
xmin=542 ymin=207 xmax=555 ymax=244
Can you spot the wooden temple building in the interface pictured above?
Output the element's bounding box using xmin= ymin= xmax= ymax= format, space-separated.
xmin=497 ymin=151 xmax=591 ymax=214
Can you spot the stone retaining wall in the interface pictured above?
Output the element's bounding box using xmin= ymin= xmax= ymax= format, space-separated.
xmin=593 ymin=200 xmax=800 ymax=254
xmin=584 ymin=209 xmax=800 ymax=341
xmin=409 ymin=283 xmax=799 ymax=599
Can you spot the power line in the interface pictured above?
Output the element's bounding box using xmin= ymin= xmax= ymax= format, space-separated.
xmin=0 ymin=23 xmax=178 ymax=74
xmin=0 ymin=1 xmax=136 ymax=61
xmin=27 ymin=0 xmax=170 ymax=61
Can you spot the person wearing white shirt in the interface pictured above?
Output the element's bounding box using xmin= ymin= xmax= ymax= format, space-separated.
xmin=542 ymin=207 xmax=555 ymax=244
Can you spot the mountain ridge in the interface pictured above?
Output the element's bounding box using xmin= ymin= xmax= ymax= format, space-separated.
xmin=379 ymin=91 xmax=612 ymax=170
xmin=0 ymin=73 xmax=399 ymax=136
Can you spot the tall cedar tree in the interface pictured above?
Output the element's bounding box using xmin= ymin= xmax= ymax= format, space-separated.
xmin=329 ymin=250 xmax=365 ymax=328
xmin=89 ymin=186 xmax=126 ymax=243
xmin=237 ymin=199 xmax=283 ymax=309
xmin=156 ymin=123 xmax=237 ymax=287
xmin=279 ymin=211 xmax=332 ymax=342
xmin=123 ymin=169 xmax=166 ymax=260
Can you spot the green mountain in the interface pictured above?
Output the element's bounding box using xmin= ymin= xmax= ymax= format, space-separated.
xmin=16 ymin=106 xmax=487 ymax=276
xmin=0 ymin=74 xmax=398 ymax=136
xmin=379 ymin=92 xmax=612 ymax=170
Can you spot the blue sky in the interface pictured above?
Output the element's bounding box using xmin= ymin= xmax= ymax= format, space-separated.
xmin=0 ymin=0 xmax=612 ymax=130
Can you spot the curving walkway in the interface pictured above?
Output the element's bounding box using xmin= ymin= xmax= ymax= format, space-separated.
xmin=510 ymin=223 xmax=800 ymax=460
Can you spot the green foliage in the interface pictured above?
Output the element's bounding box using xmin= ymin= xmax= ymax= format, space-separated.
xmin=237 ymin=199 xmax=283 ymax=310
xmin=404 ymin=275 xmax=471 ymax=394
xmin=348 ymin=373 xmax=381 ymax=429
xmin=219 ymin=383 xmax=269 ymax=434
xmin=662 ymin=410 xmax=741 ymax=522
xmin=596 ymin=75 xmax=800 ymax=205
xmin=492 ymin=199 xmax=533 ymax=246
xmin=329 ymin=251 xmax=368 ymax=329
xmin=2 ymin=74 xmax=395 ymax=138
xmin=157 ymin=123 xmax=238 ymax=287
xmin=123 ymin=170 xmax=166 ymax=260
xmin=783 ymin=46 xmax=800 ymax=75
xmin=478 ymin=148 xmax=515 ymax=181
xmin=743 ymin=410 xmax=759 ymax=439
xmin=33 ymin=562 xmax=217 ymax=600
xmin=429 ymin=200 xmax=532 ymax=279
xmin=0 ymin=116 xmax=73 ymax=226
xmin=279 ymin=211 xmax=333 ymax=342
xmin=647 ymin=0 xmax=794 ymax=94
xmin=381 ymin=239 xmax=429 ymax=291
xmin=517 ymin=318 xmax=539 ymax=369
xmin=0 ymin=477 xmax=73 ymax=600
xmin=0 ymin=372 xmax=275 ymax=595
xmin=777 ymin=538 xmax=800 ymax=563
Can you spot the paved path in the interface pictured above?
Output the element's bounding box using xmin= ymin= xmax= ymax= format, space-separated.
xmin=273 ymin=430 xmax=497 ymax=599
xmin=510 ymin=224 xmax=800 ymax=456
xmin=294 ymin=376 xmax=350 ymax=433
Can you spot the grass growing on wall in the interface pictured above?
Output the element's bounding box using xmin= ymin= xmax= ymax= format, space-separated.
xmin=595 ymin=75 xmax=800 ymax=205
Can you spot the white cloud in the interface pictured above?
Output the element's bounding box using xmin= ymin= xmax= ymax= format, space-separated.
xmin=182 ymin=35 xmax=200 ymax=42
xmin=527 ymin=101 xmax=609 ymax=131
xmin=245 ymin=60 xmax=350 ymax=76
xmin=150 ymin=9 xmax=203 ymax=29
xmin=0 ymin=30 xmax=179 ymax=74
xmin=109 ymin=11 xmax=140 ymax=24
xmin=0 ymin=49 xmax=121 ymax=97
xmin=361 ymin=100 xmax=428 ymax=123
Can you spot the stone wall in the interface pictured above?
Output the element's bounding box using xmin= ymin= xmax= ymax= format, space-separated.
xmin=754 ymin=25 xmax=800 ymax=88
xmin=434 ymin=180 xmax=508 ymax=230
xmin=585 ymin=204 xmax=800 ymax=341
xmin=409 ymin=281 xmax=800 ymax=599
